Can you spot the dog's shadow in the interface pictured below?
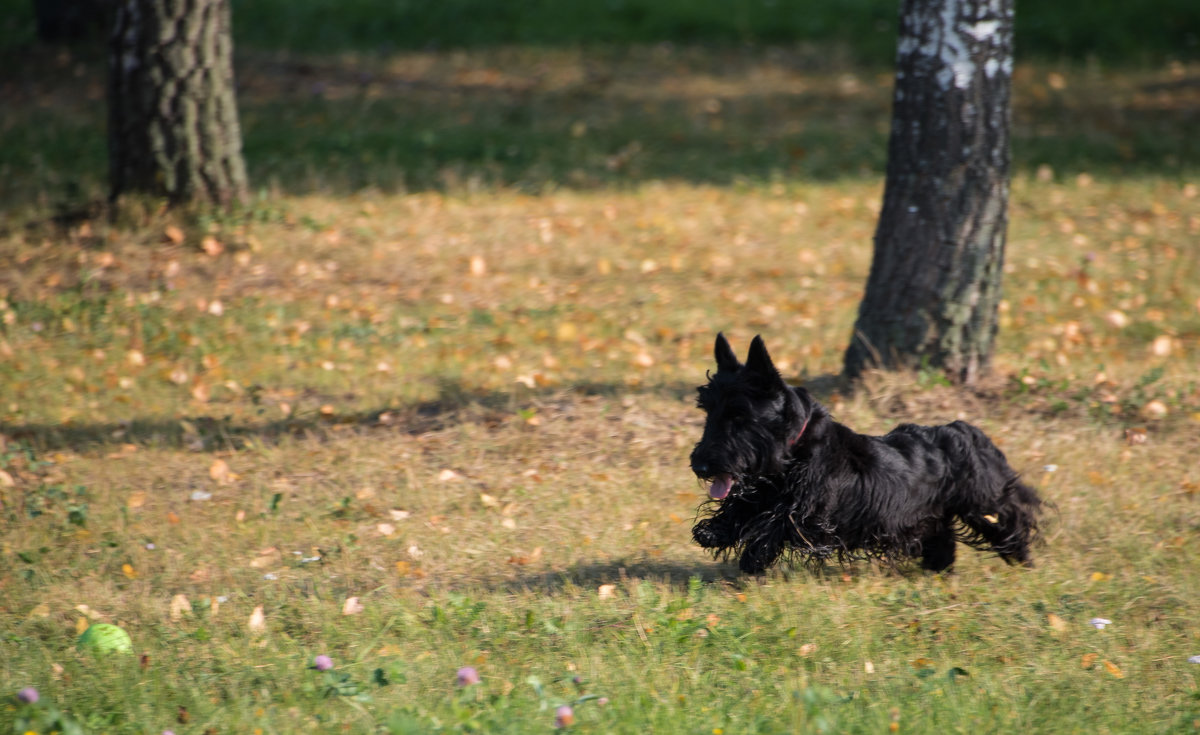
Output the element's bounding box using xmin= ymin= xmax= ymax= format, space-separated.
xmin=491 ymin=557 xmax=738 ymax=595
xmin=485 ymin=554 xmax=874 ymax=595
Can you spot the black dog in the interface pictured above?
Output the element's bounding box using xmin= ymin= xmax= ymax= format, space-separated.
xmin=689 ymin=333 xmax=1042 ymax=574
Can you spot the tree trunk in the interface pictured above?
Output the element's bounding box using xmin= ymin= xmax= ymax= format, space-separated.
xmin=843 ymin=0 xmax=1013 ymax=385
xmin=108 ymin=0 xmax=248 ymax=207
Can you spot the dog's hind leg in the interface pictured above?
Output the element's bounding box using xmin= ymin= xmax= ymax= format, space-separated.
xmin=738 ymin=541 xmax=785 ymax=575
xmin=919 ymin=525 xmax=957 ymax=572
xmin=959 ymin=477 xmax=1040 ymax=567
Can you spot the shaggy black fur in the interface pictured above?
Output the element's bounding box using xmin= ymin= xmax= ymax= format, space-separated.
xmin=689 ymin=333 xmax=1043 ymax=575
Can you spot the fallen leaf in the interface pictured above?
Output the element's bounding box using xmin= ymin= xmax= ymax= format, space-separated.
xmin=1089 ymin=572 xmax=1113 ymax=582
xmin=479 ymin=493 xmax=501 ymax=508
xmin=342 ymin=596 xmax=364 ymax=616
xmin=27 ymin=602 xmax=51 ymax=619
xmin=438 ymin=469 xmax=462 ymax=482
xmin=597 ymin=584 xmax=617 ymax=599
xmin=170 ymin=594 xmax=191 ymax=621
xmin=469 ymin=255 xmax=487 ymax=276
xmin=388 ymin=509 xmax=411 ymax=521
xmin=248 ymin=605 xmax=266 ymax=633
xmin=0 ymin=469 xmax=13 ymax=486
xmin=798 ymin=643 xmax=817 ymax=656
xmin=164 ymin=225 xmax=185 ymax=244
xmin=1080 ymin=653 xmax=1098 ymax=669
xmin=1047 ymin=613 xmax=1069 ymax=632
xmin=209 ymin=458 xmax=237 ymax=484
xmin=1140 ymin=400 xmax=1168 ymax=420
xmin=121 ymin=563 xmax=137 ymax=579
xmin=1103 ymin=660 xmax=1123 ymax=678
xmin=864 ymin=661 xmax=876 ymax=674
xmin=249 ymin=548 xmax=281 ymax=568
xmin=200 ymin=235 xmax=224 ymax=257
xmin=377 ymin=523 xmax=396 ymax=537
xmin=126 ymin=491 xmax=147 ymax=509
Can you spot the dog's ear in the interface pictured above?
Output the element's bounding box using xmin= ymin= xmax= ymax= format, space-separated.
xmin=745 ymin=335 xmax=781 ymax=379
xmin=714 ymin=332 xmax=740 ymax=373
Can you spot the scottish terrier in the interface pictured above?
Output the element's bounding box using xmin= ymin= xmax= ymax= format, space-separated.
xmin=689 ymin=333 xmax=1042 ymax=575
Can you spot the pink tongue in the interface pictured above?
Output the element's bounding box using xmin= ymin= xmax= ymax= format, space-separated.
xmin=708 ymin=473 xmax=733 ymax=500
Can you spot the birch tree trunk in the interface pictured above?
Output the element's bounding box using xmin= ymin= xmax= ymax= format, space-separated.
xmin=108 ymin=0 xmax=248 ymax=207
xmin=843 ymin=0 xmax=1013 ymax=385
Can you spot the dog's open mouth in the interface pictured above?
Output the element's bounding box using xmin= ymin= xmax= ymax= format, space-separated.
xmin=708 ymin=473 xmax=734 ymax=500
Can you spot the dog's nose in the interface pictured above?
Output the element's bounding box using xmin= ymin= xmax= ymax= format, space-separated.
xmin=692 ymin=461 xmax=709 ymax=477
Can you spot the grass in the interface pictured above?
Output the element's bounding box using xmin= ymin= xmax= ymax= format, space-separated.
xmin=2 ymin=30 xmax=1200 ymax=735
xmin=3 ymin=0 xmax=1199 ymax=62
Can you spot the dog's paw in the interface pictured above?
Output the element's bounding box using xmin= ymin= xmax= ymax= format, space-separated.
xmin=692 ymin=521 xmax=735 ymax=549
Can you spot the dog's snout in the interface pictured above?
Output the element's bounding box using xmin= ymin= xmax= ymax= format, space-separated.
xmin=692 ymin=460 xmax=710 ymax=477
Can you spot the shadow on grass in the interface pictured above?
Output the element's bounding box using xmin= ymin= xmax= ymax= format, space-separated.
xmin=0 ymin=373 xmax=856 ymax=454
xmin=503 ymin=558 xmax=741 ymax=594
xmin=1 ymin=43 xmax=1196 ymax=209
xmin=0 ymin=378 xmax=706 ymax=454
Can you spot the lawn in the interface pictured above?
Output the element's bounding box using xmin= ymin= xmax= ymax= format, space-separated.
xmin=2 ymin=12 xmax=1200 ymax=735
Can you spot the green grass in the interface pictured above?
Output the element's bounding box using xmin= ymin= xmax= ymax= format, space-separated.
xmin=2 ymin=32 xmax=1200 ymax=735
xmin=4 ymin=0 xmax=1199 ymax=62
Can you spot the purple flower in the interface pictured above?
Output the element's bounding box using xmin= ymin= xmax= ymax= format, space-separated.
xmin=17 ymin=687 xmax=39 ymax=704
xmin=163 ymin=731 xmax=176 ymax=735
xmin=312 ymin=655 xmax=333 ymax=671
xmin=554 ymin=704 xmax=575 ymax=728
xmin=455 ymin=666 xmax=480 ymax=686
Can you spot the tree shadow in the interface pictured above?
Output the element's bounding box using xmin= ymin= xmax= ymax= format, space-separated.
xmin=2 ymin=42 xmax=1195 ymax=211
xmin=0 ymin=377 xmax=703 ymax=454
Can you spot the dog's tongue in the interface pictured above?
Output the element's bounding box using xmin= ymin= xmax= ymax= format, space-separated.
xmin=708 ymin=473 xmax=733 ymax=500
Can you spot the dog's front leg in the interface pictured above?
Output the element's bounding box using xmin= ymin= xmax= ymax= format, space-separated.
xmin=692 ymin=510 xmax=741 ymax=549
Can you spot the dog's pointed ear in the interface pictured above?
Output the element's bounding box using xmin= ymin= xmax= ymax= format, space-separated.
xmin=714 ymin=332 xmax=740 ymax=373
xmin=745 ymin=335 xmax=784 ymax=383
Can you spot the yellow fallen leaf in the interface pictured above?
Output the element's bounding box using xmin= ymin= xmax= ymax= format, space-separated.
xmin=248 ymin=605 xmax=266 ymax=633
xmin=798 ymin=643 xmax=817 ymax=656
xmin=1103 ymin=660 xmax=1123 ymax=678
xmin=122 ymin=563 xmax=137 ymax=579
xmin=469 ymin=255 xmax=487 ymax=276
xmin=1080 ymin=653 xmax=1098 ymax=669
xmin=209 ymin=458 xmax=238 ymax=485
xmin=1089 ymin=571 xmax=1112 ymax=582
xmin=249 ymin=548 xmax=281 ymax=569
xmin=76 ymin=617 xmax=89 ymax=634
xmin=1047 ymin=613 xmax=1069 ymax=632
xmin=479 ymin=493 xmax=501 ymax=508
xmin=126 ymin=491 xmax=147 ymax=510
xmin=170 ymin=594 xmax=191 ymax=621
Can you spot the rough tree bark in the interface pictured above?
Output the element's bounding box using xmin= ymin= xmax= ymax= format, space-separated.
xmin=843 ymin=0 xmax=1013 ymax=385
xmin=108 ymin=0 xmax=248 ymax=207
